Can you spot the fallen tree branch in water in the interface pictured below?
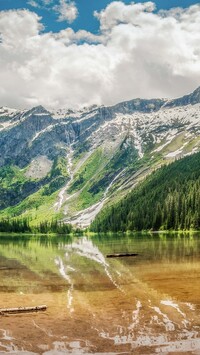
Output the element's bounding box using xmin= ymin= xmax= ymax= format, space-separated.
xmin=0 ymin=305 xmax=47 ymax=315
xmin=106 ymin=253 xmax=138 ymax=258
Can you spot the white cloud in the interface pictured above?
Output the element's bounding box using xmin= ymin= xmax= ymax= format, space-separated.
xmin=55 ymin=28 xmax=103 ymax=44
xmin=53 ymin=0 xmax=78 ymax=23
xmin=94 ymin=1 xmax=156 ymax=31
xmin=28 ymin=0 xmax=77 ymax=22
xmin=27 ymin=0 xmax=40 ymax=8
xmin=0 ymin=2 xmax=200 ymax=110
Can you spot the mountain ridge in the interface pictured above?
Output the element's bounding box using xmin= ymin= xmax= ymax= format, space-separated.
xmin=1 ymin=86 xmax=200 ymax=228
xmin=1 ymin=85 xmax=200 ymax=115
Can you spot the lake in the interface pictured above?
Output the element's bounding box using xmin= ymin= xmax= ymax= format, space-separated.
xmin=0 ymin=232 xmax=200 ymax=354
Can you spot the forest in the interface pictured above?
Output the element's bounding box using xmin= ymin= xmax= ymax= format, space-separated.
xmin=91 ymin=152 xmax=200 ymax=232
xmin=0 ymin=218 xmax=73 ymax=234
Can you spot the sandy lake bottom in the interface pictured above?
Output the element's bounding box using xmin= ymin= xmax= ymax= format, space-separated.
xmin=0 ymin=233 xmax=200 ymax=355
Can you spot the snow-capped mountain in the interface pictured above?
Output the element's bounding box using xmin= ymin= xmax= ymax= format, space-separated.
xmin=1 ymin=86 xmax=200 ymax=227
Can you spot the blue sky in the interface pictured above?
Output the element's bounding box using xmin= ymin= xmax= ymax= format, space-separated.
xmin=0 ymin=0 xmax=199 ymax=34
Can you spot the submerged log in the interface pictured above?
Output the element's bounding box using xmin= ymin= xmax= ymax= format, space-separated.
xmin=106 ymin=253 xmax=138 ymax=258
xmin=0 ymin=305 xmax=47 ymax=315
xmin=0 ymin=267 xmax=13 ymax=270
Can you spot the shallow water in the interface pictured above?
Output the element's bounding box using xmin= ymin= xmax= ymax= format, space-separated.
xmin=0 ymin=232 xmax=200 ymax=354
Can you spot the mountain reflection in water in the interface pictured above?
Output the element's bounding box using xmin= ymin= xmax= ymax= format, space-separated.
xmin=0 ymin=232 xmax=200 ymax=354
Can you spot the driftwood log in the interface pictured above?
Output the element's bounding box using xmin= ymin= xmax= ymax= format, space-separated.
xmin=0 ymin=305 xmax=47 ymax=315
xmin=106 ymin=253 xmax=138 ymax=258
xmin=0 ymin=267 xmax=13 ymax=270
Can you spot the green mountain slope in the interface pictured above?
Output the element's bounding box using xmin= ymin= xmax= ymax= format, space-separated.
xmin=91 ymin=152 xmax=200 ymax=232
xmin=0 ymin=156 xmax=69 ymax=224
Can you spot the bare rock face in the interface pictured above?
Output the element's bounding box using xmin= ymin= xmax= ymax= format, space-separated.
xmin=25 ymin=156 xmax=53 ymax=179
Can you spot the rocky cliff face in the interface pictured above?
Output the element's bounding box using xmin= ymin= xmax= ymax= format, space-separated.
xmin=1 ymin=86 xmax=200 ymax=226
xmin=165 ymin=86 xmax=200 ymax=108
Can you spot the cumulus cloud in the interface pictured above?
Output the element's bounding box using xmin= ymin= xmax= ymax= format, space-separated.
xmin=94 ymin=1 xmax=156 ymax=31
xmin=53 ymin=0 xmax=78 ymax=23
xmin=0 ymin=2 xmax=200 ymax=109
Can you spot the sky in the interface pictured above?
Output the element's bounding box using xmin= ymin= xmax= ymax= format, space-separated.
xmin=0 ymin=0 xmax=200 ymax=109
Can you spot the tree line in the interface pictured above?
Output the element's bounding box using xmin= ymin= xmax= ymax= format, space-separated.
xmin=0 ymin=217 xmax=74 ymax=234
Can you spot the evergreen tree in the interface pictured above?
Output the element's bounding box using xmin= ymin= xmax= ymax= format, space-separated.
xmin=91 ymin=151 xmax=200 ymax=232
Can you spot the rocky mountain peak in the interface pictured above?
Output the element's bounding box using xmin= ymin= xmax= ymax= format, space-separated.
xmin=165 ymin=86 xmax=200 ymax=108
xmin=0 ymin=106 xmax=19 ymax=118
xmin=26 ymin=105 xmax=51 ymax=116
xmin=113 ymin=98 xmax=166 ymax=114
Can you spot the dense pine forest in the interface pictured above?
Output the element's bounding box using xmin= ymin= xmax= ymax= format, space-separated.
xmin=91 ymin=152 xmax=200 ymax=232
xmin=0 ymin=218 xmax=73 ymax=234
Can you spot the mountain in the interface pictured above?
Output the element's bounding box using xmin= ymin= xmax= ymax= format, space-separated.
xmin=165 ymin=86 xmax=200 ymax=108
xmin=91 ymin=151 xmax=200 ymax=232
xmin=1 ymin=86 xmax=200 ymax=228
